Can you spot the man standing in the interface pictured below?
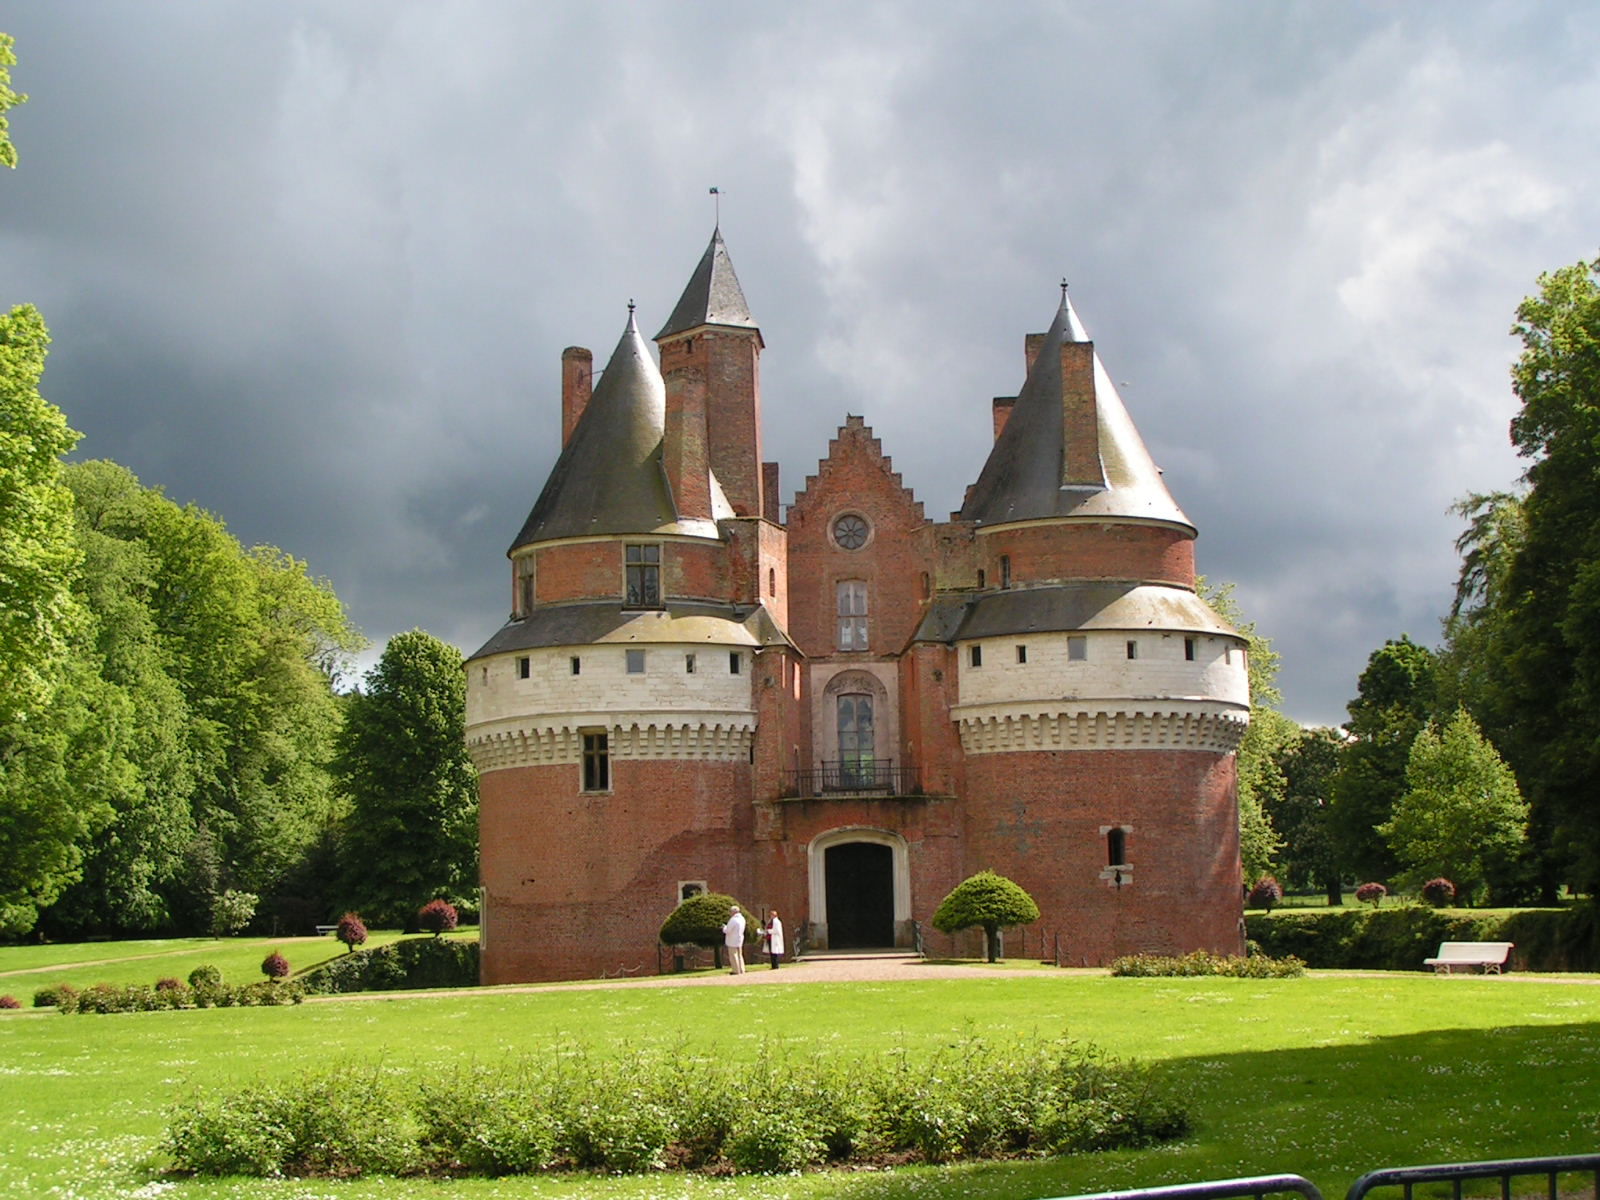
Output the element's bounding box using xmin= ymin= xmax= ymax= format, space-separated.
xmin=722 ymin=904 xmax=746 ymax=975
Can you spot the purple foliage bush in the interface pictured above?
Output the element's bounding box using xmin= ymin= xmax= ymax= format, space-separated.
xmin=336 ymin=912 xmax=368 ymax=953
xmin=1421 ymin=878 xmax=1457 ymax=907
xmin=0 ymin=995 xmax=19 ymax=1010
xmin=1247 ymin=876 xmax=1283 ymax=911
xmin=155 ymin=976 xmax=185 ymax=992
xmin=417 ymin=899 xmax=458 ymax=937
xmin=261 ymin=951 xmax=291 ymax=980
xmin=1355 ymin=881 xmax=1387 ymax=907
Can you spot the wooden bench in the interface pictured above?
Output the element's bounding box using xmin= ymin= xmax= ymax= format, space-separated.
xmin=1424 ymin=941 xmax=1513 ymax=974
xmin=315 ymin=924 xmax=337 ymax=936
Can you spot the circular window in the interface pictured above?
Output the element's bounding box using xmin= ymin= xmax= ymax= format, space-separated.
xmin=832 ymin=513 xmax=869 ymax=550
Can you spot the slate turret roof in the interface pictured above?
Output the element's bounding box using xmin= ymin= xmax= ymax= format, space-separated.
xmin=655 ymin=227 xmax=762 ymax=341
xmin=959 ymin=293 xmax=1191 ymax=530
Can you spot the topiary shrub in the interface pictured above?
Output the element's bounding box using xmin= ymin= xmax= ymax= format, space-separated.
xmin=0 ymin=995 xmax=19 ymax=1009
xmin=1422 ymin=877 xmax=1457 ymax=907
xmin=336 ymin=912 xmax=368 ymax=954
xmin=931 ymin=870 xmax=1040 ymax=962
xmin=1355 ymin=881 xmax=1388 ymax=908
xmin=417 ymin=899 xmax=458 ymax=937
xmin=32 ymin=983 xmax=77 ymax=1008
xmin=187 ymin=964 xmax=223 ymax=989
xmin=261 ymin=951 xmax=291 ymax=981
xmin=1247 ymin=876 xmax=1283 ymax=911
xmin=659 ymin=892 xmax=752 ymax=966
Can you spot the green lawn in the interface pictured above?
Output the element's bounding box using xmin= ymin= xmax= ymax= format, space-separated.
xmin=0 ymin=948 xmax=1596 ymax=1200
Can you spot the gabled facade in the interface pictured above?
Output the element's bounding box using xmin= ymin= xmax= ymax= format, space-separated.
xmin=466 ymin=231 xmax=1249 ymax=983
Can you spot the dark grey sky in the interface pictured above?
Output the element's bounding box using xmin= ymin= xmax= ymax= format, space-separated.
xmin=4 ymin=2 xmax=1596 ymax=724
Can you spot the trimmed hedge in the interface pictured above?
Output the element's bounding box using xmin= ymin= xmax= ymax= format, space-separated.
xmin=55 ymin=980 xmax=305 ymax=1013
xmin=1109 ymin=950 xmax=1305 ymax=978
xmin=303 ymin=936 xmax=478 ymax=995
xmin=166 ymin=1033 xmax=1188 ymax=1178
xmin=1246 ymin=903 xmax=1599 ymax=971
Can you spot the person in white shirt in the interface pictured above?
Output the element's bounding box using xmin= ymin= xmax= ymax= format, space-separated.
xmin=722 ymin=905 xmax=746 ymax=975
xmin=762 ymin=909 xmax=785 ymax=969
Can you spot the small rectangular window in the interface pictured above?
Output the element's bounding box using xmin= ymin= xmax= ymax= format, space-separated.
xmin=1108 ymin=827 xmax=1128 ymax=867
xmin=1126 ymin=640 xmax=1138 ymax=660
xmin=517 ymin=656 xmax=530 ymax=679
xmin=1184 ymin=637 xmax=1197 ymax=661
xmin=582 ymin=731 xmax=610 ymax=792
xmin=624 ymin=543 xmax=661 ymax=607
xmin=1016 ymin=645 xmax=1027 ymax=664
xmin=571 ymin=656 xmax=581 ymax=675
xmin=1000 ymin=555 xmax=1012 ymax=589
xmin=729 ymin=651 xmax=742 ymax=675
xmin=678 ymin=880 xmax=706 ymax=903
xmin=1068 ymin=636 xmax=1087 ymax=661
xmin=970 ymin=645 xmax=983 ymax=668
xmin=685 ymin=653 xmax=696 ymax=674
xmin=1224 ymin=646 xmax=1233 ymax=665
xmin=626 ymin=649 xmax=645 ymax=674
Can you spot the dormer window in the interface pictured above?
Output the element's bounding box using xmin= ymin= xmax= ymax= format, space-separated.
xmin=625 ymin=544 xmax=661 ymax=607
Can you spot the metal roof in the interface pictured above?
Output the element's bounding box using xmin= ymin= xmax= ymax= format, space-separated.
xmin=468 ymin=601 xmax=795 ymax=661
xmin=959 ymin=293 xmax=1192 ymax=530
xmin=911 ymin=582 xmax=1240 ymax=644
xmin=655 ymin=228 xmax=760 ymax=340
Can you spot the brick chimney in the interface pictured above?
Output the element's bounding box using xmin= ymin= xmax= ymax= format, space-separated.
xmin=663 ymin=360 xmax=713 ymax=520
xmin=1060 ymin=341 xmax=1100 ymax=486
xmin=561 ymin=346 xmax=592 ymax=447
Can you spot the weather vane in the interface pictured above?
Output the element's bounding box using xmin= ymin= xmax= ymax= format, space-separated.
xmin=710 ymin=185 xmax=721 ymax=227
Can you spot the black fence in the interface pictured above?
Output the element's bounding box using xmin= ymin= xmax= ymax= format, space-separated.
xmin=780 ymin=760 xmax=922 ymax=797
xmin=1044 ymin=1174 xmax=1324 ymax=1200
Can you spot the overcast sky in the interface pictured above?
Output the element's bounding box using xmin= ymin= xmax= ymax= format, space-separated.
xmin=4 ymin=2 xmax=1596 ymax=725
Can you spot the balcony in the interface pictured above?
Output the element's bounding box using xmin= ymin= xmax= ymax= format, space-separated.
xmin=780 ymin=759 xmax=924 ymax=800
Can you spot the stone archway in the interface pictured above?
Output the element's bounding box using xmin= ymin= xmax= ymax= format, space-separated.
xmin=807 ymin=827 xmax=911 ymax=949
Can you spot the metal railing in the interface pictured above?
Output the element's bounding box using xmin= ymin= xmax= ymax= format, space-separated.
xmin=1043 ymin=1174 xmax=1324 ymax=1200
xmin=780 ymin=759 xmax=922 ymax=797
xmin=1347 ymin=1154 xmax=1600 ymax=1200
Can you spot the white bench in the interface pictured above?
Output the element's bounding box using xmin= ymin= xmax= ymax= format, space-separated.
xmin=1424 ymin=941 xmax=1513 ymax=974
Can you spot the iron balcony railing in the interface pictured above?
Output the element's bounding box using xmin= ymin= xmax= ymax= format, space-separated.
xmin=781 ymin=759 xmax=922 ymax=798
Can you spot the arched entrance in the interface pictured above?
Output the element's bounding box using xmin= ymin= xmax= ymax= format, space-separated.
xmin=825 ymin=842 xmax=894 ymax=946
xmin=807 ymin=827 xmax=911 ymax=949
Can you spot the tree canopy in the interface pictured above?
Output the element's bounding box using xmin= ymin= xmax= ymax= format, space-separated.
xmin=931 ymin=870 xmax=1039 ymax=962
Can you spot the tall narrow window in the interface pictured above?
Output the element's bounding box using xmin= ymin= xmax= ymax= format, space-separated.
xmin=1185 ymin=637 xmax=1197 ymax=661
xmin=581 ymin=731 xmax=610 ymax=792
xmin=729 ymin=651 xmax=742 ymax=675
xmin=517 ymin=656 xmax=530 ymax=679
xmin=1107 ymin=827 xmax=1128 ymax=867
xmin=685 ymin=653 xmax=696 ymax=674
xmin=1068 ymin=635 xmax=1087 ymax=661
xmin=1000 ymin=555 xmax=1011 ymax=589
xmin=969 ymin=645 xmax=983 ymax=668
xmin=1125 ymin=640 xmax=1139 ymax=660
xmin=836 ymin=580 xmax=869 ymax=651
xmin=624 ymin=544 xmax=661 ymax=607
xmin=837 ymin=693 xmax=875 ymax=787
xmin=1016 ymin=644 xmax=1027 ymax=664
xmin=570 ymin=656 xmax=581 ymax=675
xmin=518 ymin=561 xmax=534 ymax=615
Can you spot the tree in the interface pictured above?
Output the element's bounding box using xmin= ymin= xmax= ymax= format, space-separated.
xmin=931 ymin=870 xmax=1039 ymax=962
xmin=1268 ymin=726 xmax=1345 ymax=903
xmin=1379 ymin=710 xmax=1529 ymax=905
xmin=209 ymin=889 xmax=257 ymax=937
xmin=1330 ymin=636 xmax=1437 ymax=883
xmin=335 ymin=631 xmax=478 ymax=928
xmin=659 ymin=892 xmax=750 ymax=969
xmin=335 ymin=912 xmax=368 ymax=954
xmin=0 ymin=32 xmax=23 ymax=169
xmin=417 ymin=898 xmax=458 ymax=937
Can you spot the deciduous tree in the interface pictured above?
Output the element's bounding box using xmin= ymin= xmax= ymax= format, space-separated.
xmin=931 ymin=870 xmax=1039 ymax=962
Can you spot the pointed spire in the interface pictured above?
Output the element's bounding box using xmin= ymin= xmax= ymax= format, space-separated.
xmin=959 ymin=288 xmax=1191 ymax=530
xmin=510 ymin=308 xmax=676 ymax=549
xmin=656 ymin=228 xmax=759 ymax=340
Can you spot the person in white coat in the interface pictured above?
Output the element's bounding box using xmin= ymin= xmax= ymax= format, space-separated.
xmin=722 ymin=905 xmax=746 ymax=975
xmin=762 ymin=909 xmax=785 ymax=969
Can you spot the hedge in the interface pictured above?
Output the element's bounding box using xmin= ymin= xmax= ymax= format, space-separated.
xmin=1245 ymin=903 xmax=1598 ymax=971
xmin=302 ymin=936 xmax=479 ymax=994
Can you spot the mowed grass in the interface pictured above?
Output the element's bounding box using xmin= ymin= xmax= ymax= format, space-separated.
xmin=0 ymin=949 xmax=1597 ymax=1200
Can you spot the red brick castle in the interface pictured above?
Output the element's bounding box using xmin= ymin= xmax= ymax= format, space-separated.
xmin=466 ymin=229 xmax=1250 ymax=983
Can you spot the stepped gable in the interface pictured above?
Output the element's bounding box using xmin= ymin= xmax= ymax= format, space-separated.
xmin=656 ymin=227 xmax=761 ymax=341
xmin=788 ymin=415 xmax=927 ymax=523
xmin=509 ymin=312 xmax=676 ymax=549
xmin=959 ymin=292 xmax=1191 ymax=530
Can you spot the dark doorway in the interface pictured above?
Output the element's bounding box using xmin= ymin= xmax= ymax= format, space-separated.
xmin=824 ymin=841 xmax=895 ymax=947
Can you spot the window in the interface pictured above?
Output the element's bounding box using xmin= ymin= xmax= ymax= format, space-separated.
xmin=518 ymin=563 xmax=534 ymax=615
xmin=836 ymin=580 xmax=868 ymax=650
xmin=768 ymin=567 xmax=776 ymax=596
xmin=977 ymin=569 xmax=986 ymax=588
xmin=832 ymin=513 xmax=869 ymax=550
xmin=1125 ymin=640 xmax=1138 ymax=660
xmin=624 ymin=544 xmax=661 ymax=607
xmin=1016 ymin=644 xmax=1027 ymax=664
xmin=517 ymin=656 xmax=530 ymax=679
xmin=1000 ymin=555 xmax=1011 ymax=589
xmin=970 ymin=645 xmax=983 ymax=668
xmin=837 ymin=693 xmax=875 ymax=786
xmin=678 ymin=880 xmax=706 ymax=903
xmin=1185 ymin=637 xmax=1197 ymax=661
xmin=1225 ymin=646 xmax=1233 ymax=664
xmin=1107 ymin=827 xmax=1128 ymax=867
xmin=571 ymin=656 xmax=581 ymax=675
xmin=1068 ymin=636 xmax=1087 ymax=661
xmin=729 ymin=651 xmax=742 ymax=675
xmin=920 ymin=571 xmax=930 ymax=599
xmin=581 ymin=731 xmax=609 ymax=791
xmin=626 ymin=648 xmax=645 ymax=674
xmin=685 ymin=653 xmax=696 ymax=674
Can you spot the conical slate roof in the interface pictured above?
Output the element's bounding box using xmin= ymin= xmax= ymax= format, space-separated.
xmin=509 ymin=313 xmax=678 ymax=549
xmin=655 ymin=228 xmax=760 ymax=340
xmin=959 ymin=293 xmax=1191 ymax=530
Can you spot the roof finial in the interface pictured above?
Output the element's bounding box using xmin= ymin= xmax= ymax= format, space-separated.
xmin=628 ymin=297 xmax=636 ymax=314
xmin=1060 ymin=277 xmax=1069 ymax=305
xmin=709 ymin=185 xmax=721 ymax=229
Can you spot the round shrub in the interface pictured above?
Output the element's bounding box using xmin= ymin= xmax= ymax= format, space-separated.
xmin=32 ymin=983 xmax=76 ymax=1008
xmin=336 ymin=912 xmax=368 ymax=953
xmin=931 ymin=870 xmax=1040 ymax=962
xmin=0 ymin=995 xmax=19 ymax=1009
xmin=1247 ymin=876 xmax=1283 ymax=911
xmin=155 ymin=976 xmax=185 ymax=992
xmin=1422 ymin=877 xmax=1457 ymax=907
xmin=261 ymin=951 xmax=291 ymax=981
xmin=417 ymin=899 xmax=459 ymax=937
xmin=187 ymin=964 xmax=223 ymax=988
xmin=1355 ymin=881 xmax=1388 ymax=907
xmin=659 ymin=892 xmax=752 ymax=949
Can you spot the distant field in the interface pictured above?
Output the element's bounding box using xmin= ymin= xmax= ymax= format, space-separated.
xmin=0 ymin=929 xmax=475 ymax=996
xmin=0 ymin=942 xmax=1596 ymax=1200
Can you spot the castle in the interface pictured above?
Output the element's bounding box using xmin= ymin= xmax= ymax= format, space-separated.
xmin=465 ymin=229 xmax=1250 ymax=983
